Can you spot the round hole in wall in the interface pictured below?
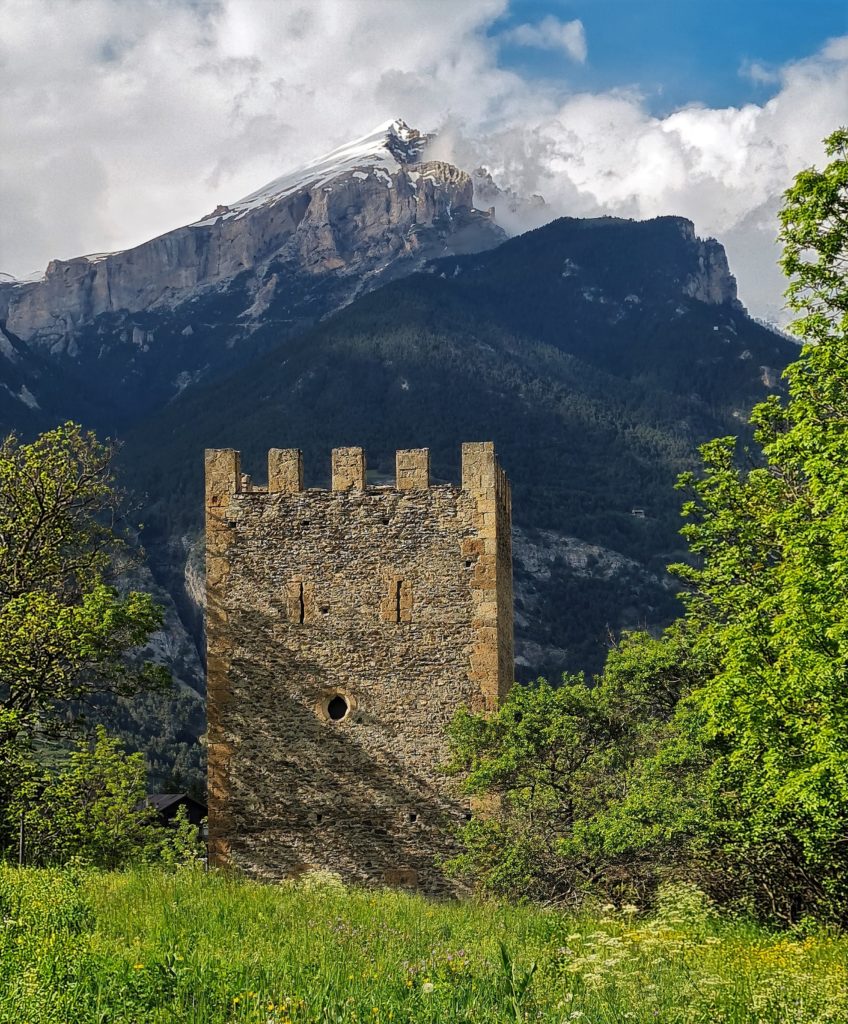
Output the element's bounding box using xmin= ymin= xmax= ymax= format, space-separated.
xmin=327 ymin=695 xmax=349 ymax=721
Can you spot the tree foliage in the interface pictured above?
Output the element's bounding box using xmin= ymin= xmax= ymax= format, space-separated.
xmin=446 ymin=625 xmax=706 ymax=903
xmin=13 ymin=727 xmax=204 ymax=869
xmin=668 ymin=126 xmax=848 ymax=920
xmin=779 ymin=127 xmax=848 ymax=343
xmin=449 ymin=128 xmax=848 ymax=924
xmin=0 ymin=424 xmax=168 ymax=741
xmin=0 ymin=423 xmax=170 ymax=855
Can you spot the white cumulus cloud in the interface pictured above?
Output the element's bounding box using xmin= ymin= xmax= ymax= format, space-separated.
xmin=432 ymin=42 xmax=848 ymax=324
xmin=503 ymin=16 xmax=587 ymax=63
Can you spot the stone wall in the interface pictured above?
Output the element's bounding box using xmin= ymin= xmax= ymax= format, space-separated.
xmin=205 ymin=442 xmax=513 ymax=894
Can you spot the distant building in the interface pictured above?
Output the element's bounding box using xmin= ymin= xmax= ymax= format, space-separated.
xmin=146 ymin=793 xmax=207 ymax=828
xmin=631 ymin=508 xmax=646 ymax=518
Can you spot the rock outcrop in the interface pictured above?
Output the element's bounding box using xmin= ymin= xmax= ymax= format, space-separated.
xmin=2 ymin=120 xmax=504 ymax=347
xmin=676 ymin=219 xmax=740 ymax=307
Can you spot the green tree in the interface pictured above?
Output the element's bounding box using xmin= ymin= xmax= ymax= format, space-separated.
xmin=16 ymin=727 xmax=204 ymax=868
xmin=590 ymin=130 xmax=848 ymax=920
xmin=667 ymin=127 xmax=848 ymax=920
xmin=779 ymin=127 xmax=848 ymax=343
xmin=449 ymin=129 xmax=848 ymax=922
xmin=446 ymin=624 xmax=706 ymax=903
xmin=0 ymin=424 xmax=169 ymax=849
xmin=446 ymin=675 xmax=613 ymax=900
xmin=17 ymin=726 xmax=159 ymax=868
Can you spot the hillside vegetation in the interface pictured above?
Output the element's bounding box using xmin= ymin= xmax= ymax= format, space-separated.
xmin=2 ymin=866 xmax=847 ymax=1024
xmin=124 ymin=216 xmax=797 ymax=679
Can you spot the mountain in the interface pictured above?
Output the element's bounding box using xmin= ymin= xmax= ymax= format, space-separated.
xmin=0 ymin=120 xmax=504 ymax=425
xmin=120 ymin=214 xmax=797 ymax=682
xmin=0 ymin=119 xmax=800 ymax=790
xmin=0 ymin=322 xmax=114 ymax=435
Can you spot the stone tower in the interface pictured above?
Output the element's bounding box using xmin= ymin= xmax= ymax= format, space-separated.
xmin=205 ymin=442 xmax=513 ymax=893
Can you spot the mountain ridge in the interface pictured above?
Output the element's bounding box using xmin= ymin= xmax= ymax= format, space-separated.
xmin=119 ymin=213 xmax=795 ymax=681
xmin=0 ymin=120 xmax=503 ymax=351
xmin=0 ymin=123 xmax=798 ymax=788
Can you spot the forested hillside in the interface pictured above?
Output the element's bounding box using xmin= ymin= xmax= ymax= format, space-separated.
xmin=123 ymin=215 xmax=797 ymax=678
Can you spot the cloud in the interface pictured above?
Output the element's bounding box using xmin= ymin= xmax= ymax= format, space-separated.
xmin=0 ymin=0 xmax=516 ymax=276
xmin=502 ymin=16 xmax=587 ymax=63
xmin=0 ymin=0 xmax=845 ymax=325
xmin=433 ymin=43 xmax=848 ymax=324
xmin=822 ymin=35 xmax=848 ymax=60
xmin=739 ymin=59 xmax=780 ymax=86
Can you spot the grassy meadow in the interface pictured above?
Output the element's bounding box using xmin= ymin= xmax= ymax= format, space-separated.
xmin=1 ymin=865 xmax=847 ymax=1024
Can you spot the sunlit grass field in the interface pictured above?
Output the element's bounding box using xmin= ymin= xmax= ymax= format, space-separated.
xmin=1 ymin=865 xmax=847 ymax=1023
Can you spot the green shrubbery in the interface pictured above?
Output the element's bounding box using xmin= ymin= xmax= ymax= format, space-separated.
xmin=10 ymin=726 xmax=203 ymax=869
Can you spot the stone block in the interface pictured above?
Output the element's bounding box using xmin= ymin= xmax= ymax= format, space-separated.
xmin=268 ymin=448 xmax=303 ymax=493
xmin=396 ymin=448 xmax=430 ymax=490
xmin=205 ymin=448 xmax=240 ymax=507
xmin=332 ymin=447 xmax=366 ymax=490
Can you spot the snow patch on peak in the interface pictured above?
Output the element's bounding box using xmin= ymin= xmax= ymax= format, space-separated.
xmin=194 ymin=119 xmax=431 ymax=226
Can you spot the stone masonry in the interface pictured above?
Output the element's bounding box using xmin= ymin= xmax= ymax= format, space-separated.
xmin=205 ymin=442 xmax=513 ymax=894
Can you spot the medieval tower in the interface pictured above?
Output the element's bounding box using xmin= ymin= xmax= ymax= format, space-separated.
xmin=205 ymin=442 xmax=513 ymax=893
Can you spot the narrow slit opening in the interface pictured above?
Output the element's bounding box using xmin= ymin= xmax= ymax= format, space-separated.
xmin=298 ymin=582 xmax=305 ymax=624
xmin=395 ymin=580 xmax=402 ymax=623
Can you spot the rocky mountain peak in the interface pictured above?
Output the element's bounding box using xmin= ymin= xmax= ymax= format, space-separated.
xmin=0 ymin=119 xmax=504 ymax=350
xmin=382 ymin=118 xmax=432 ymax=164
xmin=193 ymin=118 xmax=434 ymax=228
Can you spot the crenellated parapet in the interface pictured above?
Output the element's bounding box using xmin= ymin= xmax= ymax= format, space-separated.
xmin=204 ymin=443 xmax=510 ymax=502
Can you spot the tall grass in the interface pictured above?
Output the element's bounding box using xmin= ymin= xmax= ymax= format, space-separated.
xmin=1 ymin=865 xmax=846 ymax=1023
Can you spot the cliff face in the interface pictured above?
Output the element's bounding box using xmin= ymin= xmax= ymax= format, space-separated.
xmin=3 ymin=121 xmax=503 ymax=348
xmin=684 ymin=238 xmax=739 ymax=305
xmin=675 ymin=219 xmax=739 ymax=306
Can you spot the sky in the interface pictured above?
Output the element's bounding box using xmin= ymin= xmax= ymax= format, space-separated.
xmin=1 ymin=0 xmax=846 ymax=324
